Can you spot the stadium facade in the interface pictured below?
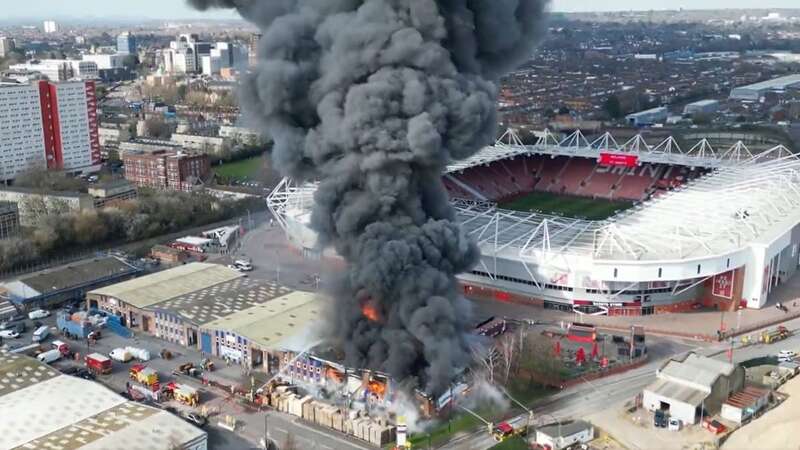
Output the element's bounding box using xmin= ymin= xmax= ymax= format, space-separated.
xmin=268 ymin=130 xmax=800 ymax=316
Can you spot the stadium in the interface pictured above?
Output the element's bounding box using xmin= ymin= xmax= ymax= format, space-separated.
xmin=268 ymin=129 xmax=800 ymax=316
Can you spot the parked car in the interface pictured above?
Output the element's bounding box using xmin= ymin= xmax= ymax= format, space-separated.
xmin=61 ymin=366 xmax=79 ymax=375
xmin=0 ymin=329 xmax=20 ymax=339
xmin=28 ymin=309 xmax=50 ymax=320
xmin=0 ymin=320 xmax=25 ymax=333
xmin=181 ymin=412 xmax=208 ymax=428
xmin=778 ymin=350 xmax=796 ymax=362
xmin=75 ymin=368 xmax=96 ymax=380
xmin=668 ymin=418 xmax=682 ymax=431
xmin=703 ymin=418 xmax=727 ymax=434
xmin=654 ymin=410 xmax=668 ymax=428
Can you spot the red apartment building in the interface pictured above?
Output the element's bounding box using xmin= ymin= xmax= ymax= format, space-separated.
xmin=123 ymin=150 xmax=210 ymax=191
xmin=0 ymin=80 xmax=101 ymax=181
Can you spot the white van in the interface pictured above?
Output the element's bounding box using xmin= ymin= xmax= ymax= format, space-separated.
xmin=32 ymin=326 xmax=50 ymax=343
xmin=36 ymin=349 xmax=62 ymax=364
xmin=109 ymin=348 xmax=133 ymax=362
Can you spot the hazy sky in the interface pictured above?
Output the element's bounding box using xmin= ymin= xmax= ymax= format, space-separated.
xmin=3 ymin=0 xmax=800 ymax=19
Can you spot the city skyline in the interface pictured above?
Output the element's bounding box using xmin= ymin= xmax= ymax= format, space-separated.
xmin=1 ymin=0 xmax=800 ymax=20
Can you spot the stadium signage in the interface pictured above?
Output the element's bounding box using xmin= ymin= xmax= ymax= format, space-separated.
xmin=599 ymin=152 xmax=639 ymax=167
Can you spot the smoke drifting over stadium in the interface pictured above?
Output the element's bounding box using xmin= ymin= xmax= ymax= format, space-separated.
xmin=189 ymin=0 xmax=549 ymax=394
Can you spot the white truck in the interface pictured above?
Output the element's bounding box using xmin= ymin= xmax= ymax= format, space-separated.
xmin=36 ymin=349 xmax=62 ymax=364
xmin=125 ymin=346 xmax=151 ymax=361
xmin=109 ymin=348 xmax=133 ymax=362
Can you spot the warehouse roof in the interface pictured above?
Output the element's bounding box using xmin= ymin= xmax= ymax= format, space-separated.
xmin=88 ymin=262 xmax=241 ymax=308
xmin=0 ymin=352 xmax=205 ymax=450
xmin=657 ymin=352 xmax=735 ymax=392
xmin=733 ymin=74 xmax=800 ymax=92
xmin=645 ymin=378 xmax=708 ymax=407
xmin=202 ymin=291 xmax=323 ymax=350
xmin=150 ymin=278 xmax=293 ymax=326
xmin=2 ymin=256 xmax=140 ymax=301
xmin=537 ymin=420 xmax=593 ymax=438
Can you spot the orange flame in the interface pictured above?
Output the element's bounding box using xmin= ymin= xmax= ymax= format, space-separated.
xmin=367 ymin=380 xmax=386 ymax=397
xmin=361 ymin=299 xmax=381 ymax=322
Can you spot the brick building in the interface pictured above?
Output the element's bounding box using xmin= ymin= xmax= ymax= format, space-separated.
xmin=123 ymin=150 xmax=210 ymax=191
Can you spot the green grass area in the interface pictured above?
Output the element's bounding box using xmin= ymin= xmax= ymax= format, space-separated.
xmin=499 ymin=191 xmax=632 ymax=220
xmin=506 ymin=379 xmax=553 ymax=406
xmin=490 ymin=436 xmax=530 ymax=450
xmin=213 ymin=154 xmax=265 ymax=180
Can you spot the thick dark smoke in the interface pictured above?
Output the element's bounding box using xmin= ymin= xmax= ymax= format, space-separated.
xmin=190 ymin=0 xmax=549 ymax=395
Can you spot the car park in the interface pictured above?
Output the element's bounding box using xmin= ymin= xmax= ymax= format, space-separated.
xmin=28 ymin=309 xmax=50 ymax=320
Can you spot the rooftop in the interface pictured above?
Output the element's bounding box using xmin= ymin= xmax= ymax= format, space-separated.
xmin=537 ymin=419 xmax=593 ymax=438
xmin=3 ymin=256 xmax=139 ymax=301
xmin=150 ymin=278 xmax=293 ymax=326
xmin=0 ymin=352 xmax=205 ymax=450
xmin=657 ymin=352 xmax=735 ymax=392
xmin=88 ymin=263 xmax=242 ymax=309
xmin=0 ymin=186 xmax=87 ymax=199
xmin=734 ymin=74 xmax=800 ymax=92
xmin=645 ymin=378 xmax=708 ymax=407
xmin=202 ymin=291 xmax=323 ymax=350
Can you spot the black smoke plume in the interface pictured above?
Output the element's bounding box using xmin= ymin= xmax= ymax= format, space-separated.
xmin=189 ymin=0 xmax=549 ymax=395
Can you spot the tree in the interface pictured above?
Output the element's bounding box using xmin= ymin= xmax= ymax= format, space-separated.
xmin=603 ymin=95 xmax=624 ymax=119
xmin=471 ymin=345 xmax=497 ymax=384
xmin=143 ymin=117 xmax=172 ymax=139
xmin=498 ymin=334 xmax=517 ymax=384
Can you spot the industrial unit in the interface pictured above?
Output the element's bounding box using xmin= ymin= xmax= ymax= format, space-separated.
xmin=642 ymin=353 xmax=745 ymax=425
xmin=0 ymin=256 xmax=140 ymax=318
xmin=0 ymin=352 xmax=207 ymax=450
xmin=86 ymin=263 xmax=321 ymax=370
xmin=729 ymin=74 xmax=800 ymax=101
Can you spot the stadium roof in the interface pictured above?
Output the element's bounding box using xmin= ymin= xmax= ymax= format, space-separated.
xmin=88 ymin=262 xmax=242 ymax=308
xmin=733 ymin=74 xmax=800 ymax=92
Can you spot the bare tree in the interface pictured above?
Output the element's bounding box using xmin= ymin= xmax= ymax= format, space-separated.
xmin=471 ymin=345 xmax=497 ymax=384
xmin=498 ymin=334 xmax=517 ymax=384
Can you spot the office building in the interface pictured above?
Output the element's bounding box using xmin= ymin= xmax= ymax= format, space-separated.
xmin=123 ymin=150 xmax=210 ymax=191
xmin=10 ymin=59 xmax=98 ymax=81
xmin=0 ymin=80 xmax=101 ymax=181
xmin=82 ymin=53 xmax=124 ymax=70
xmin=117 ymin=31 xmax=136 ymax=55
xmin=163 ymin=34 xmax=211 ymax=74
xmin=0 ymin=37 xmax=15 ymax=58
xmin=43 ymin=20 xmax=58 ymax=34
xmin=249 ymin=32 xmax=261 ymax=65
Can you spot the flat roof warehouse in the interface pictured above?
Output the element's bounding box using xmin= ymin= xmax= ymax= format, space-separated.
xmin=0 ymin=352 xmax=206 ymax=450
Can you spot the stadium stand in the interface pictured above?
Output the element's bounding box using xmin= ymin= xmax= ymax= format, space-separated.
xmin=444 ymin=154 xmax=702 ymax=203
